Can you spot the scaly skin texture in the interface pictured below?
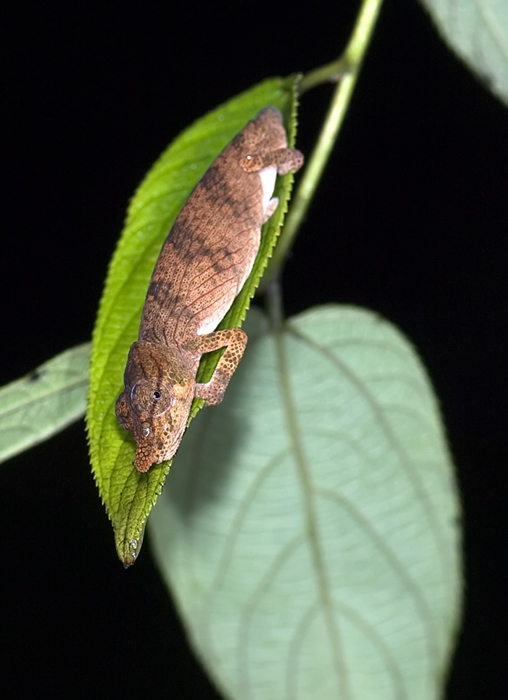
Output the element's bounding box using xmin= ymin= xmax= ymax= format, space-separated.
xmin=116 ymin=107 xmax=304 ymax=471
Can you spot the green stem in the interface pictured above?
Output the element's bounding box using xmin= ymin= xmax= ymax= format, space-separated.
xmin=263 ymin=0 xmax=384 ymax=290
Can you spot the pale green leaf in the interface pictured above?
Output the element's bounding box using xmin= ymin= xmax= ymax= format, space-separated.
xmin=87 ymin=76 xmax=301 ymax=565
xmin=421 ymin=0 xmax=508 ymax=106
xmin=150 ymin=306 xmax=462 ymax=700
xmin=0 ymin=344 xmax=90 ymax=464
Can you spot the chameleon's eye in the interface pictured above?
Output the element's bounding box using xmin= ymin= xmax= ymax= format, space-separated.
xmin=130 ymin=379 xmax=175 ymax=418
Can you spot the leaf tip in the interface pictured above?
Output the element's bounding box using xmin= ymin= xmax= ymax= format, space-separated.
xmin=117 ymin=524 xmax=146 ymax=567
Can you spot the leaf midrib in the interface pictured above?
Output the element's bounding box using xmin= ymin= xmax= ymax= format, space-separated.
xmin=274 ymin=325 xmax=351 ymax=700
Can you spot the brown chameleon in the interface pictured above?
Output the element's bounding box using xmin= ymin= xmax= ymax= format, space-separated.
xmin=115 ymin=107 xmax=304 ymax=472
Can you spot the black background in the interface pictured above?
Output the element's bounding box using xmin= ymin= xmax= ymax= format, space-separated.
xmin=1 ymin=1 xmax=506 ymax=697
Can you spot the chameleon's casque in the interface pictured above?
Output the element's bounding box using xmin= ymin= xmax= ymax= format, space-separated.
xmin=116 ymin=107 xmax=303 ymax=471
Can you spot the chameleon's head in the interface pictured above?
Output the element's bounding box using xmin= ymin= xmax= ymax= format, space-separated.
xmin=115 ymin=341 xmax=195 ymax=472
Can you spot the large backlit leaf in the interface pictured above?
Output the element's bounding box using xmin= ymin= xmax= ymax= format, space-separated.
xmin=0 ymin=344 xmax=90 ymax=464
xmin=150 ymin=306 xmax=462 ymax=700
xmin=421 ymin=0 xmax=508 ymax=106
xmin=87 ymin=76 xmax=301 ymax=565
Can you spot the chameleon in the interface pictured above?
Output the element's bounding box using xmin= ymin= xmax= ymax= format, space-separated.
xmin=115 ymin=107 xmax=304 ymax=472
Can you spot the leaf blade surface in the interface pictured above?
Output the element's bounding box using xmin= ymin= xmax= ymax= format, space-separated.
xmin=150 ymin=305 xmax=462 ymax=700
xmin=422 ymin=0 xmax=508 ymax=105
xmin=0 ymin=344 xmax=90 ymax=464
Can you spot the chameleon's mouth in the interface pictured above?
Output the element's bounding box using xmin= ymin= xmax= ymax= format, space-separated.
xmin=134 ymin=448 xmax=154 ymax=473
xmin=133 ymin=422 xmax=185 ymax=472
xmin=132 ymin=426 xmax=161 ymax=472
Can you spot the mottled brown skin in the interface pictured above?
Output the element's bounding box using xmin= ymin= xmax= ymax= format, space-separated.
xmin=116 ymin=107 xmax=304 ymax=471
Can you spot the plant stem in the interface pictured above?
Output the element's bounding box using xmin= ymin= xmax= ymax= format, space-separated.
xmin=263 ymin=0 xmax=384 ymax=293
xmin=265 ymin=278 xmax=285 ymax=333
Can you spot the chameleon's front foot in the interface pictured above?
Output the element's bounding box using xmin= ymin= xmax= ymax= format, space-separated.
xmin=191 ymin=327 xmax=248 ymax=405
xmin=195 ymin=368 xmax=229 ymax=405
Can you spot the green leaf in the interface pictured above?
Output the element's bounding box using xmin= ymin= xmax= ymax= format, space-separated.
xmin=149 ymin=306 xmax=462 ymax=700
xmin=87 ymin=76 xmax=302 ymax=565
xmin=0 ymin=344 xmax=90 ymax=464
xmin=421 ymin=0 xmax=508 ymax=106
